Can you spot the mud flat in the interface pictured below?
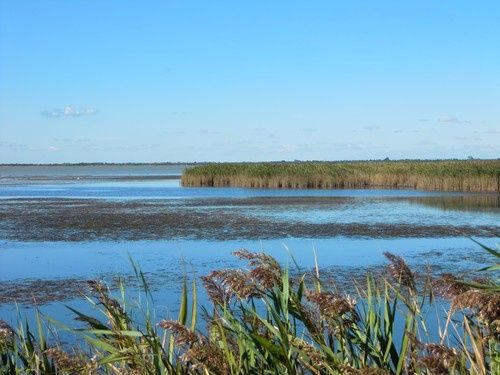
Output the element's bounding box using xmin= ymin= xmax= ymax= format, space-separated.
xmin=0 ymin=198 xmax=498 ymax=241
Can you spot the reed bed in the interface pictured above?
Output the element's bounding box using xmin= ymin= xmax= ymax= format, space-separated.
xmin=181 ymin=160 xmax=500 ymax=192
xmin=1 ymin=241 xmax=499 ymax=374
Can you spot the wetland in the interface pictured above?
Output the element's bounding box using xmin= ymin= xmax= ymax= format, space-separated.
xmin=0 ymin=164 xmax=498 ymax=317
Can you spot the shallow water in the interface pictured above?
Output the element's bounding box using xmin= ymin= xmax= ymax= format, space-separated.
xmin=0 ymin=163 xmax=187 ymax=178
xmin=0 ymin=165 xmax=498 ymax=331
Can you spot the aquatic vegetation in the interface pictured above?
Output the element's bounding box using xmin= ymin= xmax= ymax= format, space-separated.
xmin=1 ymin=198 xmax=498 ymax=242
xmin=1 ymin=242 xmax=499 ymax=374
xmin=181 ymin=160 xmax=500 ymax=192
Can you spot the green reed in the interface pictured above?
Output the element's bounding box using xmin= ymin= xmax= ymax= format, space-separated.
xmin=1 ymin=242 xmax=499 ymax=374
xmin=181 ymin=160 xmax=500 ymax=192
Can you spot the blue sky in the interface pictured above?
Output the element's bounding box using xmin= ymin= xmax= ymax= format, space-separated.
xmin=1 ymin=1 xmax=499 ymax=163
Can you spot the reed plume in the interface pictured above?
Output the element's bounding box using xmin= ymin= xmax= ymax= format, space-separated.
xmin=0 ymin=320 xmax=14 ymax=346
xmin=44 ymin=348 xmax=85 ymax=373
xmin=306 ymin=290 xmax=357 ymax=320
xmin=383 ymin=252 xmax=416 ymax=292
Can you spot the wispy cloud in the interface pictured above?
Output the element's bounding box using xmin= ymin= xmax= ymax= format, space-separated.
xmin=0 ymin=142 xmax=28 ymax=150
xmin=415 ymin=139 xmax=437 ymax=146
xmin=437 ymin=115 xmax=470 ymax=124
xmin=394 ymin=129 xmax=420 ymax=134
xmin=162 ymin=130 xmax=186 ymax=135
xmin=41 ymin=106 xmax=98 ymax=118
xmin=0 ymin=142 xmax=61 ymax=152
xmin=352 ymin=125 xmax=381 ymax=134
xmin=362 ymin=125 xmax=380 ymax=131
xmin=454 ymin=136 xmax=483 ymax=142
xmin=474 ymin=129 xmax=499 ymax=135
xmin=200 ymin=129 xmax=221 ymax=135
xmin=438 ymin=116 xmax=460 ymax=123
xmin=277 ymin=144 xmax=298 ymax=154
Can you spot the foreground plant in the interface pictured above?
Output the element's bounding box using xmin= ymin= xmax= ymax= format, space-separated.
xmin=1 ymin=241 xmax=498 ymax=374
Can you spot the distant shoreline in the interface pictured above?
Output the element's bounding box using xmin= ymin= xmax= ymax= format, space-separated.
xmin=0 ymin=162 xmax=195 ymax=166
xmin=0 ymin=174 xmax=181 ymax=182
xmin=1 ymin=158 xmax=498 ymax=167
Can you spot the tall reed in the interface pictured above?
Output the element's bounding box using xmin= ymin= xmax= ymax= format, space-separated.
xmin=181 ymin=160 xmax=500 ymax=192
xmin=1 ymin=242 xmax=498 ymax=374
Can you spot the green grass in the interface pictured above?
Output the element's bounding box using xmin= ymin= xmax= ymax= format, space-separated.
xmin=181 ymin=159 xmax=500 ymax=192
xmin=1 ymin=242 xmax=499 ymax=374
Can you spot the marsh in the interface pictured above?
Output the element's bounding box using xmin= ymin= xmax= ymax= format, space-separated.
xmin=0 ymin=164 xmax=498 ymax=325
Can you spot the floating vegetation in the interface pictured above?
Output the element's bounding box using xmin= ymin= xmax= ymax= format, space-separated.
xmin=0 ymin=198 xmax=498 ymax=241
xmin=182 ymin=160 xmax=500 ymax=192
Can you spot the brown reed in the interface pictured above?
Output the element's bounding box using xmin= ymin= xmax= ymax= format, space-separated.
xmin=181 ymin=160 xmax=500 ymax=192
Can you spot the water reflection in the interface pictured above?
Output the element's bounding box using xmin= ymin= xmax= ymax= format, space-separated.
xmin=408 ymin=194 xmax=500 ymax=212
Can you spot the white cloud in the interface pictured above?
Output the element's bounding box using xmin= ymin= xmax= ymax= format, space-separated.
xmin=277 ymin=144 xmax=298 ymax=154
xmin=437 ymin=116 xmax=461 ymax=123
xmin=362 ymin=125 xmax=380 ymax=131
xmin=200 ymin=129 xmax=221 ymax=135
xmin=41 ymin=106 xmax=98 ymax=118
xmin=394 ymin=129 xmax=420 ymax=134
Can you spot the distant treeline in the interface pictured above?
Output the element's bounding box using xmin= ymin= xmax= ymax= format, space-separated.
xmin=181 ymin=160 xmax=500 ymax=192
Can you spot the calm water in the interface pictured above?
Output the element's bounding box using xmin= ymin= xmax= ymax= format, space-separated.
xmin=0 ymin=164 xmax=498 ymax=329
xmin=0 ymin=163 xmax=187 ymax=178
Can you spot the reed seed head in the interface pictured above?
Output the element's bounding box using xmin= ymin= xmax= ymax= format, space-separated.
xmin=433 ymin=273 xmax=469 ymax=299
xmin=233 ymin=249 xmax=280 ymax=271
xmin=181 ymin=341 xmax=229 ymax=374
xmin=87 ymin=279 xmax=107 ymax=294
xmin=158 ymin=320 xmax=197 ymax=346
xmin=202 ymin=269 xmax=260 ymax=304
xmin=233 ymin=249 xmax=282 ymax=288
xmin=452 ymin=290 xmax=500 ymax=326
xmin=201 ymin=274 xmax=229 ymax=306
xmin=292 ymin=337 xmax=327 ymax=370
xmin=216 ymin=269 xmax=259 ymax=299
xmin=339 ymin=364 xmax=390 ymax=375
xmin=249 ymin=265 xmax=280 ymax=289
xmin=383 ymin=252 xmax=416 ymax=291
xmin=242 ymin=315 xmax=273 ymax=340
xmin=0 ymin=320 xmax=14 ymax=346
xmin=418 ymin=343 xmax=460 ymax=375
xmin=306 ymin=291 xmax=357 ymax=320
xmin=44 ymin=348 xmax=84 ymax=372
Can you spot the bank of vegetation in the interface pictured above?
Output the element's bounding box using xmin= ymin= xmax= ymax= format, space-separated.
xmin=1 ymin=242 xmax=499 ymax=374
xmin=181 ymin=160 xmax=500 ymax=192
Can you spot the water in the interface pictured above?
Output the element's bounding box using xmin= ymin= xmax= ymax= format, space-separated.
xmin=0 ymin=163 xmax=186 ymax=179
xmin=0 ymin=164 xmax=498 ymax=331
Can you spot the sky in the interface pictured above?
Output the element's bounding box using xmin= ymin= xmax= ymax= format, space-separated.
xmin=0 ymin=1 xmax=499 ymax=163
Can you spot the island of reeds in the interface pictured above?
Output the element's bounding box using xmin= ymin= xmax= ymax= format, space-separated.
xmin=181 ymin=159 xmax=500 ymax=192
